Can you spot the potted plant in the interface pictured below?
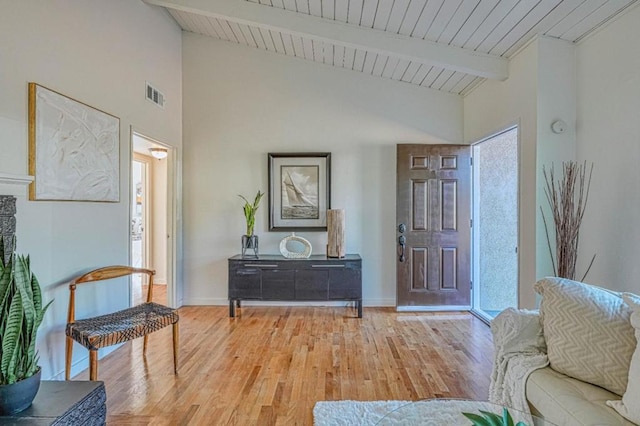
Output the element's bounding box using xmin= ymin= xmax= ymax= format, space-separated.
xmin=462 ymin=407 xmax=528 ymax=426
xmin=238 ymin=190 xmax=264 ymax=258
xmin=0 ymin=237 xmax=52 ymax=415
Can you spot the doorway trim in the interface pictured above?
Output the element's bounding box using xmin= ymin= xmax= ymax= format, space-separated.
xmin=129 ymin=127 xmax=179 ymax=309
xmin=470 ymin=123 xmax=521 ymax=321
xmin=132 ymin=153 xmax=152 ymax=270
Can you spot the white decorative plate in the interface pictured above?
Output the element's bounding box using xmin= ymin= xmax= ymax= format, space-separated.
xmin=279 ymin=233 xmax=312 ymax=259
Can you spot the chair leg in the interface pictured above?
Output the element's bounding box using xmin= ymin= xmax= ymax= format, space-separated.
xmin=143 ymin=335 xmax=149 ymax=356
xmin=172 ymin=322 xmax=179 ymax=374
xmin=89 ymin=350 xmax=98 ymax=381
xmin=65 ymin=337 xmax=73 ymax=380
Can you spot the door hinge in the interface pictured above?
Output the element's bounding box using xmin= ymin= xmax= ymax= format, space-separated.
xmin=470 ymin=280 xmax=473 ymax=290
xmin=470 ymin=219 xmax=473 ymax=227
xmin=470 ymin=157 xmax=473 ymax=166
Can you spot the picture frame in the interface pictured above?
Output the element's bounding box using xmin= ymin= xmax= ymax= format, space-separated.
xmin=268 ymin=152 xmax=331 ymax=231
xmin=28 ymin=83 xmax=120 ymax=202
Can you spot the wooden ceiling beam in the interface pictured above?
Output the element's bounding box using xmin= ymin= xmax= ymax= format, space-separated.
xmin=144 ymin=0 xmax=509 ymax=81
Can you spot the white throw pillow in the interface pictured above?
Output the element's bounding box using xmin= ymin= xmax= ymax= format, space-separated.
xmin=535 ymin=277 xmax=635 ymax=396
xmin=607 ymin=293 xmax=640 ymax=423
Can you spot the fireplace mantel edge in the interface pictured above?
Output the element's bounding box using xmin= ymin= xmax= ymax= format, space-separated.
xmin=0 ymin=173 xmax=34 ymax=186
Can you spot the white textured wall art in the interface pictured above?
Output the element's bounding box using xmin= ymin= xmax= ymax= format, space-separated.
xmin=29 ymin=83 xmax=120 ymax=201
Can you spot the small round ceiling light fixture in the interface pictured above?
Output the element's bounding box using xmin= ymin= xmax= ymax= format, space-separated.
xmin=149 ymin=147 xmax=168 ymax=160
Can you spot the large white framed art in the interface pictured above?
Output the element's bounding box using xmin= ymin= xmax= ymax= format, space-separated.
xmin=28 ymin=83 xmax=120 ymax=202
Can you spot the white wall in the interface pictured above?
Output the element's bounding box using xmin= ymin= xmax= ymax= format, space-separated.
xmin=464 ymin=37 xmax=577 ymax=309
xmin=466 ymin=5 xmax=640 ymax=298
xmin=536 ymin=37 xmax=577 ymax=280
xmin=182 ymin=34 xmax=463 ymax=306
xmin=575 ymin=5 xmax=640 ymax=292
xmin=0 ymin=0 xmax=182 ymax=380
xmin=464 ymin=40 xmax=539 ymax=309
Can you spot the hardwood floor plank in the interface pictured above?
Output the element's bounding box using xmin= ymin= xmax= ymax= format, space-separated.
xmin=73 ymin=307 xmax=493 ymax=425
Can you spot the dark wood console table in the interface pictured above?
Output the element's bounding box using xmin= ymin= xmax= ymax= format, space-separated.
xmin=0 ymin=380 xmax=106 ymax=425
xmin=228 ymin=254 xmax=362 ymax=318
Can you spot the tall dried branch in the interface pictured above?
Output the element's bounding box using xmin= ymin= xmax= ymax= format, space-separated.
xmin=541 ymin=161 xmax=595 ymax=281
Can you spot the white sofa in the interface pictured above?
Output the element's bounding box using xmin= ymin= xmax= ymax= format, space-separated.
xmin=491 ymin=277 xmax=640 ymax=426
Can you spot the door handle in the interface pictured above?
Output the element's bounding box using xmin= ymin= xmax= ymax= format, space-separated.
xmin=398 ymin=235 xmax=406 ymax=262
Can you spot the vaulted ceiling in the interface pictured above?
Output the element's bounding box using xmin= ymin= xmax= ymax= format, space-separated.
xmin=145 ymin=0 xmax=638 ymax=95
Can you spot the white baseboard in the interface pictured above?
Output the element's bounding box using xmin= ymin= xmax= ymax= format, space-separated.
xmin=182 ymin=297 xmax=227 ymax=305
xmin=364 ymin=299 xmax=395 ymax=307
xmin=182 ymin=298 xmax=396 ymax=307
xmin=396 ymin=305 xmax=471 ymax=312
xmin=49 ymin=344 xmax=122 ymax=380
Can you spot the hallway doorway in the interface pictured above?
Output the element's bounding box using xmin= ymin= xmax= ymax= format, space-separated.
xmin=471 ymin=126 xmax=519 ymax=321
xmin=131 ymin=132 xmax=172 ymax=306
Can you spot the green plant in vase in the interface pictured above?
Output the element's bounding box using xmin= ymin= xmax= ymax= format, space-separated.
xmin=238 ymin=190 xmax=264 ymax=258
xmin=462 ymin=407 xmax=528 ymax=426
xmin=0 ymin=236 xmax=53 ymax=414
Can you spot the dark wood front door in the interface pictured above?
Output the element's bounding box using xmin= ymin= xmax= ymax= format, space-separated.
xmin=396 ymin=144 xmax=471 ymax=309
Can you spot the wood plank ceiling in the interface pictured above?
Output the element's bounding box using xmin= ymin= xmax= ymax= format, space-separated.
xmin=150 ymin=0 xmax=638 ymax=95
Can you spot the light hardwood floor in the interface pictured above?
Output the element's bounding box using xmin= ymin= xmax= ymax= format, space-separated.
xmin=74 ymin=306 xmax=493 ymax=425
xmin=133 ymin=283 xmax=167 ymax=305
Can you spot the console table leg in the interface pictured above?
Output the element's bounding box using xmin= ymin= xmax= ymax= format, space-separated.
xmin=357 ymin=300 xmax=362 ymax=318
xmin=229 ymin=300 xmax=235 ymax=318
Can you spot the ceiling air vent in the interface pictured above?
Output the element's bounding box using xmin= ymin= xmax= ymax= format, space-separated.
xmin=145 ymin=82 xmax=165 ymax=109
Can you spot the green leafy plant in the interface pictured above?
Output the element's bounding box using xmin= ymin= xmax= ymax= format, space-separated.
xmin=0 ymin=237 xmax=52 ymax=385
xmin=238 ymin=190 xmax=265 ymax=236
xmin=462 ymin=407 xmax=528 ymax=426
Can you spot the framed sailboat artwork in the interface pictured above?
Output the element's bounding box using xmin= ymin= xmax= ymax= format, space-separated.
xmin=268 ymin=152 xmax=331 ymax=231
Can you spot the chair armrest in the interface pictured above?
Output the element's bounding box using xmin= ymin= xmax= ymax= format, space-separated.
xmin=491 ymin=308 xmax=546 ymax=356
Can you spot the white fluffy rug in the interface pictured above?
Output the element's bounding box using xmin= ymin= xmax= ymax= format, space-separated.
xmin=313 ymin=400 xmax=410 ymax=425
xmin=313 ymin=399 xmax=532 ymax=425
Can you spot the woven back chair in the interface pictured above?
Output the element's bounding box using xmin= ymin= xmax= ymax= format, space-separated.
xmin=65 ymin=266 xmax=179 ymax=381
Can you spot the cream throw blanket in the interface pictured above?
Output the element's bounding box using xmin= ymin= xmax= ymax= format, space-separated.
xmin=489 ymin=308 xmax=549 ymax=414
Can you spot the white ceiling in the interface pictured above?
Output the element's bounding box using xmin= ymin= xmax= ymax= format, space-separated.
xmin=146 ymin=0 xmax=638 ymax=95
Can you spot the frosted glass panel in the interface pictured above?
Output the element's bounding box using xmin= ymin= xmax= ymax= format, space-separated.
xmin=473 ymin=127 xmax=518 ymax=317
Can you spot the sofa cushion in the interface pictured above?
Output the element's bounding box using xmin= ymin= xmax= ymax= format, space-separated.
xmin=535 ymin=277 xmax=635 ymax=396
xmin=527 ymin=367 xmax=634 ymax=425
xmin=607 ymin=293 xmax=640 ymax=423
